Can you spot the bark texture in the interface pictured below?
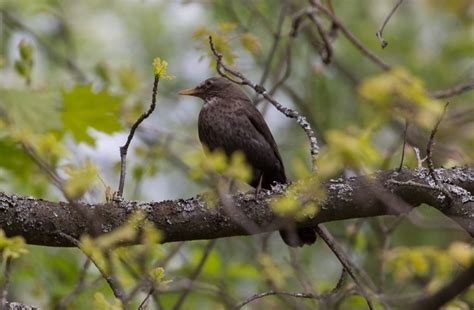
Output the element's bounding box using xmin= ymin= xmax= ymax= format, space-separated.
xmin=0 ymin=167 xmax=472 ymax=247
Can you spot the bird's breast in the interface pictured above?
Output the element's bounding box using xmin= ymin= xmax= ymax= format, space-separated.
xmin=198 ymin=100 xmax=245 ymax=152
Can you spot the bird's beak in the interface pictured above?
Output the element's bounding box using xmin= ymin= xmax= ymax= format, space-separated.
xmin=178 ymin=87 xmax=200 ymax=97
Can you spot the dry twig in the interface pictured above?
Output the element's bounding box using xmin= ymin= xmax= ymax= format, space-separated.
xmin=59 ymin=232 xmax=128 ymax=309
xmin=431 ymin=79 xmax=474 ymax=99
xmin=55 ymin=260 xmax=91 ymax=310
xmin=408 ymin=263 xmax=474 ymax=310
xmin=233 ymin=290 xmax=321 ymax=310
xmin=172 ymin=240 xmax=217 ymax=310
xmin=426 ymin=102 xmax=452 ymax=201
xmin=398 ymin=120 xmax=409 ymax=171
xmin=117 ymin=75 xmax=160 ymax=197
xmin=315 ymin=226 xmax=376 ymax=310
xmin=376 ymin=0 xmax=405 ymax=48
xmin=309 ymin=0 xmax=391 ymax=71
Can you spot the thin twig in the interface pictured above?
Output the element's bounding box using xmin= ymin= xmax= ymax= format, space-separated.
xmin=258 ymin=3 xmax=288 ymax=87
xmin=314 ymin=225 xmax=375 ymax=310
xmin=120 ymin=243 xmax=185 ymax=308
xmin=172 ymin=240 xmax=217 ymax=310
xmin=21 ymin=143 xmax=64 ymax=193
xmin=55 ymin=259 xmax=91 ymax=310
xmin=387 ymin=179 xmax=455 ymax=200
xmin=233 ymin=290 xmax=321 ymax=310
xmin=208 ymin=35 xmax=320 ymax=171
xmin=398 ymin=120 xmax=409 ymax=171
xmin=412 ymin=147 xmax=424 ymax=169
xmin=376 ymin=218 xmax=402 ymax=292
xmin=59 ymin=232 xmax=128 ymax=308
xmin=327 ymin=269 xmax=347 ymax=296
xmin=309 ymin=1 xmax=391 ymax=71
xmin=257 ymin=6 xmax=309 ymax=112
xmin=287 ymin=249 xmax=317 ymax=295
xmin=307 ymin=12 xmax=333 ymax=64
xmin=0 ymin=258 xmax=12 ymax=308
xmin=138 ymin=288 xmax=154 ymax=310
xmin=426 ymin=102 xmax=452 ymax=201
xmin=154 ymin=242 xmax=185 ymax=269
xmin=117 ymin=75 xmax=160 ymax=197
xmin=376 ymin=0 xmax=404 ymax=48
xmin=431 ymin=79 xmax=474 ymax=99
xmin=1 ymin=10 xmax=86 ymax=82
xmin=408 ymin=263 xmax=474 ymax=310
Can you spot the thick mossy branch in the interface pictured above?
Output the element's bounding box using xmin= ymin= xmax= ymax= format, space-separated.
xmin=0 ymin=167 xmax=472 ymax=247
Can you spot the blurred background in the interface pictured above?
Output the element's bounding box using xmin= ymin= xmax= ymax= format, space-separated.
xmin=0 ymin=0 xmax=472 ymax=309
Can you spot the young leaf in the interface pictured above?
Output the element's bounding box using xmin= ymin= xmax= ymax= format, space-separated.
xmin=152 ymin=57 xmax=175 ymax=80
xmin=61 ymin=85 xmax=123 ymax=145
xmin=63 ymin=160 xmax=98 ymax=199
xmin=0 ymin=88 xmax=60 ymax=132
xmin=240 ymin=32 xmax=261 ymax=55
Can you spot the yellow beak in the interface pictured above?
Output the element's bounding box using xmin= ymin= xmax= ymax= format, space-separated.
xmin=178 ymin=87 xmax=200 ymax=96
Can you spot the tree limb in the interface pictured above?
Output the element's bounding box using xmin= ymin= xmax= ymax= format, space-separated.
xmin=407 ymin=263 xmax=474 ymax=310
xmin=0 ymin=167 xmax=472 ymax=247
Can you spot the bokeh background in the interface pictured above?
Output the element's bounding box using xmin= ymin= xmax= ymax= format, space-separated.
xmin=0 ymin=0 xmax=472 ymax=309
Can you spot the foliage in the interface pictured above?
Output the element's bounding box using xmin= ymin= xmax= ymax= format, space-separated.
xmin=0 ymin=0 xmax=472 ymax=309
xmin=0 ymin=230 xmax=28 ymax=261
xmin=152 ymin=57 xmax=175 ymax=80
xmin=61 ymin=85 xmax=124 ymax=145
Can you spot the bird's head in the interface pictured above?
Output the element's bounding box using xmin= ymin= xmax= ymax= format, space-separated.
xmin=179 ymin=77 xmax=245 ymax=101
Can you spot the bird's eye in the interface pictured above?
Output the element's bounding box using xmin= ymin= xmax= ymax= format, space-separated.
xmin=205 ymin=80 xmax=213 ymax=87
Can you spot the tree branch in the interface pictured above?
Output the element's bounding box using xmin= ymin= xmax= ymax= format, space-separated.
xmin=117 ymin=75 xmax=160 ymax=197
xmin=408 ymin=263 xmax=474 ymax=310
xmin=376 ymin=0 xmax=404 ymax=48
xmin=309 ymin=0 xmax=391 ymax=71
xmin=431 ymin=79 xmax=474 ymax=99
xmin=0 ymin=167 xmax=472 ymax=247
xmin=233 ymin=290 xmax=321 ymax=310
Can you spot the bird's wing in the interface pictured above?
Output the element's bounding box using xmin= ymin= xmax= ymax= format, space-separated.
xmin=241 ymin=103 xmax=285 ymax=172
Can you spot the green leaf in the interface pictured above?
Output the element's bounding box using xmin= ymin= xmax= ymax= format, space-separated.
xmin=152 ymin=57 xmax=175 ymax=80
xmin=0 ymin=88 xmax=60 ymax=133
xmin=0 ymin=230 xmax=28 ymax=260
xmin=63 ymin=160 xmax=98 ymax=199
xmin=240 ymin=32 xmax=261 ymax=55
xmin=62 ymin=85 xmax=123 ymax=145
xmin=0 ymin=139 xmax=32 ymax=177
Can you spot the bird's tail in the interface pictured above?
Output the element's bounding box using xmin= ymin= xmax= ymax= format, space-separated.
xmin=279 ymin=227 xmax=317 ymax=247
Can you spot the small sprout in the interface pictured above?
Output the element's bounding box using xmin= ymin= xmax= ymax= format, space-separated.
xmin=448 ymin=242 xmax=473 ymax=267
xmin=152 ymin=57 xmax=175 ymax=80
xmin=63 ymin=160 xmax=98 ymax=200
xmin=358 ymin=67 xmax=444 ymax=129
xmin=272 ymin=195 xmax=299 ymax=216
xmin=192 ymin=26 xmax=210 ymax=39
xmin=15 ymin=39 xmax=34 ymax=84
xmin=240 ymin=32 xmax=261 ymax=55
xmin=218 ymin=22 xmax=237 ymax=32
xmin=18 ymin=39 xmax=33 ymax=61
xmin=94 ymin=293 xmax=122 ymax=310
xmin=295 ymin=202 xmax=319 ymax=221
xmin=105 ymin=186 xmax=114 ymax=203
xmin=36 ymin=133 xmax=65 ymax=165
xmin=0 ymin=230 xmax=28 ymax=260
xmin=14 ymin=60 xmax=29 ymax=77
xmin=150 ymin=267 xmax=165 ymax=282
xmin=142 ymin=222 xmax=163 ymax=246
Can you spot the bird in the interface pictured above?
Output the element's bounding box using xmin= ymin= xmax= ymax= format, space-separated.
xmin=179 ymin=77 xmax=316 ymax=247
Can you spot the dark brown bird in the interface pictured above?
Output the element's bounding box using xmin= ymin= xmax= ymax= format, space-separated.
xmin=179 ymin=77 xmax=316 ymax=247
